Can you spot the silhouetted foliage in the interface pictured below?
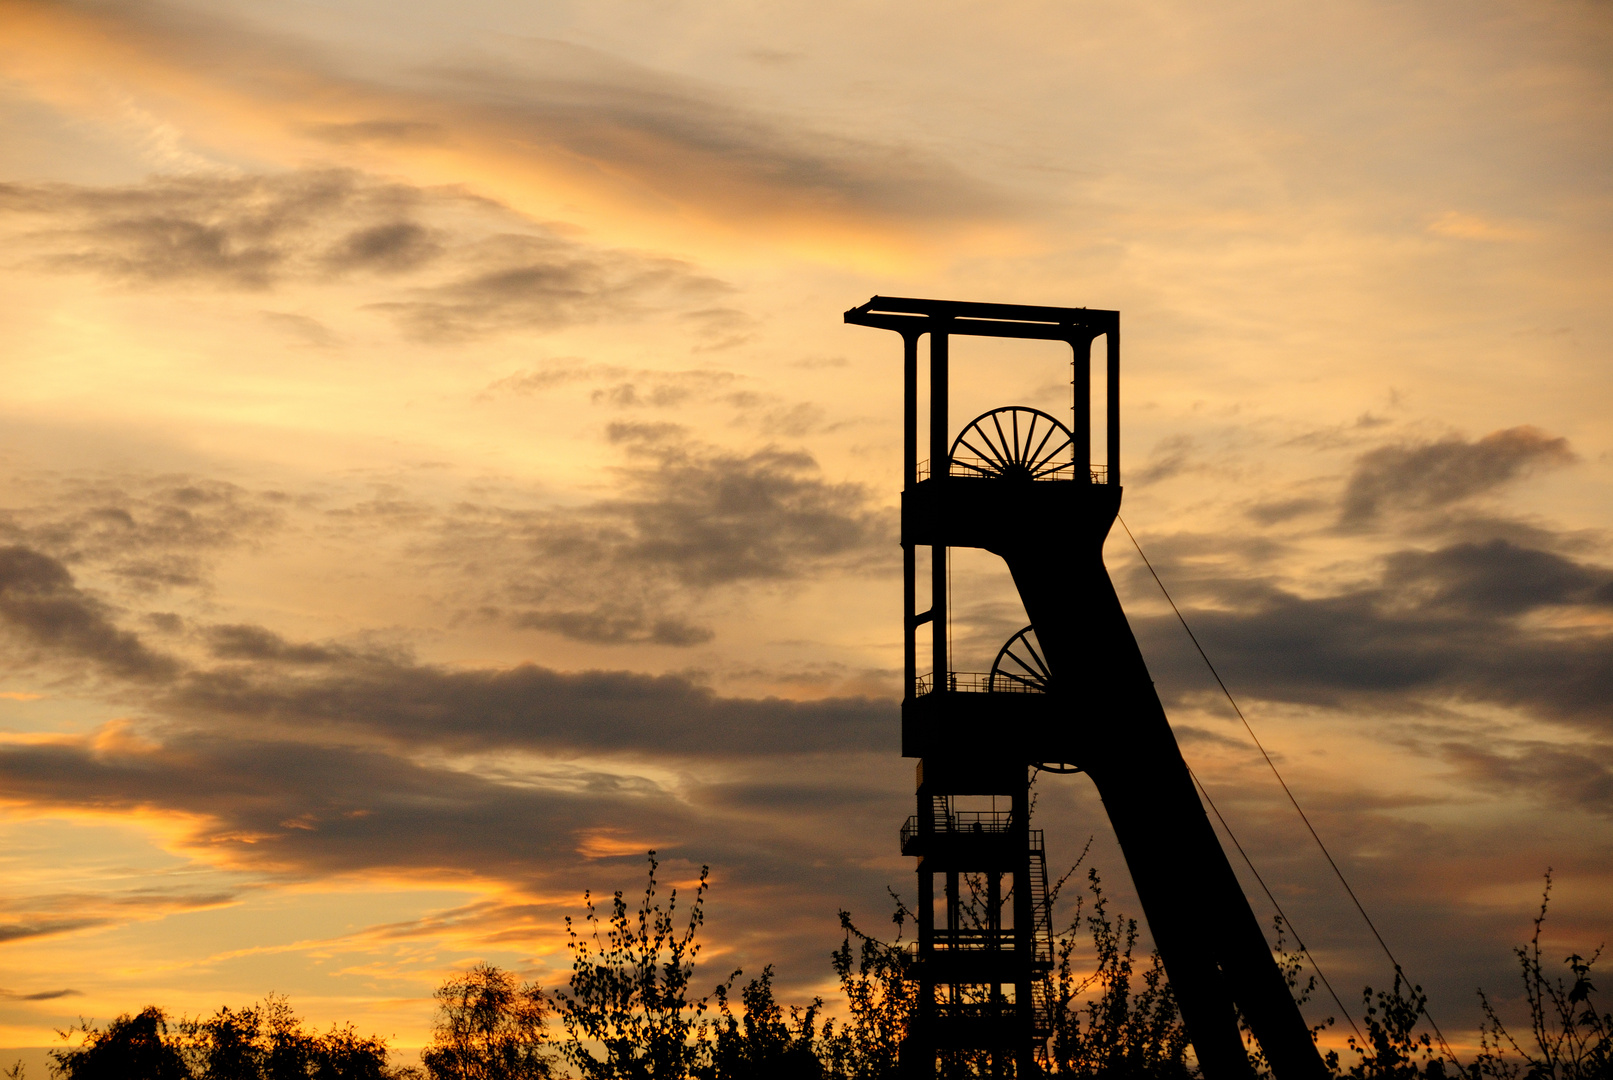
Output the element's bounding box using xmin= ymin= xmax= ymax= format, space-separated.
xmin=421 ymin=964 xmax=554 ymax=1080
xmin=41 ymin=859 xmax=1612 ymax=1080
xmin=51 ymin=1008 xmax=189 ymax=1080
xmin=704 ymin=966 xmax=825 ymax=1080
xmin=1338 ymin=973 xmax=1443 ymax=1080
xmin=553 ymin=851 xmax=713 ymax=1080
xmin=47 ymin=998 xmax=402 ymax=1080
xmin=1047 ymin=870 xmax=1193 ymax=1080
xmin=1240 ymin=917 xmax=1340 ymax=1080
xmin=1474 ymin=873 xmax=1612 ymax=1080
xmin=819 ymin=902 xmax=917 ymax=1080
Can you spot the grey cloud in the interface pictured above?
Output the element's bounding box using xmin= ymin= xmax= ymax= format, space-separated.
xmin=1383 ymin=539 xmax=1613 ymax=615
xmin=4 ymin=171 xmax=727 ymax=341
xmin=1244 ymin=497 xmax=1326 ymax=525
xmin=321 ymin=221 xmax=442 ymax=273
xmin=0 ymin=722 xmax=904 ymax=909
xmin=206 ymin=624 xmax=351 ymax=664
xmin=591 ymin=370 xmax=742 ymax=410
xmin=22 ymin=1 xmax=1008 ymax=231
xmin=0 ymin=474 xmax=282 ymax=593
xmin=166 ymin=655 xmax=894 ymax=759
xmin=1 ymin=170 xmax=435 ymax=289
xmin=483 ymin=362 xmax=626 ymax=395
xmin=1127 ymin=534 xmax=1613 ymax=730
xmin=485 ymin=364 xmax=742 ymax=409
xmin=0 ymin=919 xmax=108 ymax=943
xmin=1340 ymin=426 xmax=1575 ymax=525
xmin=0 ymin=731 xmax=663 ymax=881
xmin=0 ymin=721 xmax=909 ymax=993
xmin=514 ymin=609 xmax=715 ymax=647
xmin=0 ymin=546 xmax=179 ymax=681
xmin=0 ymin=987 xmax=81 ymax=1000
xmin=1440 ymin=740 xmax=1613 ymax=816
xmin=681 ymin=307 xmax=757 ymax=351
xmin=600 ymin=423 xmax=887 ymax=587
xmin=1134 ymin=435 xmax=1198 ymax=486
xmin=368 ymin=234 xmax=729 ymax=342
xmin=425 ymin=44 xmax=1010 ymax=225
xmin=433 ymin=426 xmax=891 ymax=644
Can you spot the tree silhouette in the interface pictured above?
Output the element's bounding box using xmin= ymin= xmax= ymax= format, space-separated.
xmin=50 ymin=1008 xmax=189 ymax=1080
xmin=421 ymin=964 xmax=554 ymax=1080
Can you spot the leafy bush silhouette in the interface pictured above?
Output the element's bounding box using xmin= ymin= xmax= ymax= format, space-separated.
xmin=820 ymin=901 xmax=917 ymax=1080
xmin=1474 ymin=872 xmax=1611 ymax=1080
xmin=705 ymin=966 xmax=826 ymax=1080
xmin=1338 ymin=973 xmax=1443 ymax=1080
xmin=1047 ymin=869 xmax=1193 ymax=1080
xmin=552 ymin=852 xmax=713 ymax=1080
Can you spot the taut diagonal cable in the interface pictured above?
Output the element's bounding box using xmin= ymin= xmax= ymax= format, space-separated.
xmin=1188 ymin=763 xmax=1363 ymax=1044
xmin=1116 ymin=514 xmax=1460 ymax=1067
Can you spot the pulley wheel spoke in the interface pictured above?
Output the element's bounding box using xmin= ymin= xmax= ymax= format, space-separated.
xmin=990 ymin=625 xmax=1051 ymax=694
xmin=949 ymin=407 xmax=1077 ymax=482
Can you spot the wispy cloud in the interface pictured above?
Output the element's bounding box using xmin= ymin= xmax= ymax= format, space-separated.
xmin=1339 ymin=427 xmax=1576 ymax=527
xmin=1 ymin=170 xmax=732 ymax=341
xmin=0 ymin=546 xmax=180 ymax=681
xmin=0 ymin=0 xmax=1014 ymax=243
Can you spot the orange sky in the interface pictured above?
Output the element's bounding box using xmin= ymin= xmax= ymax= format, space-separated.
xmin=1 ymin=0 xmax=1610 ymax=1068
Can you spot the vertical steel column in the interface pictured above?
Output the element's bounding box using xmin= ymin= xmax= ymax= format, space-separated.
xmin=1071 ymin=334 xmax=1090 ymax=484
xmin=1106 ymin=320 xmax=1121 ymax=485
xmin=906 ymin=329 xmax=931 ymax=1075
xmin=903 ymin=332 xmax=919 ymax=702
xmin=929 ymin=328 xmax=949 ymax=684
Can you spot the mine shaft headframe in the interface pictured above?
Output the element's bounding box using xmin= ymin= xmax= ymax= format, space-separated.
xmin=843 ymin=295 xmax=1120 ymax=488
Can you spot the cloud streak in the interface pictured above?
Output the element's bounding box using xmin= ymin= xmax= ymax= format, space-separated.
xmin=1 ymin=169 xmax=732 ymax=339
xmin=1339 ymin=426 xmax=1575 ymax=527
xmin=0 ymin=545 xmax=179 ymax=681
xmin=0 ymin=0 xmax=1013 ymax=243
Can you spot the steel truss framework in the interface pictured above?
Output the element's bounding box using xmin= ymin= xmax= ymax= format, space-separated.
xmin=845 ymin=297 xmax=1328 ymax=1080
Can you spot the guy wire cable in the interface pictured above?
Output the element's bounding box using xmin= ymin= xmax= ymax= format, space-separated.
xmin=1117 ymin=514 xmax=1462 ymax=1067
xmin=1188 ymin=762 xmax=1363 ymax=1044
xmin=947 ymin=547 xmax=954 ymax=679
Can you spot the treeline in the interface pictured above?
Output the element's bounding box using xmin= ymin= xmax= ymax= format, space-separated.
xmin=16 ymin=856 xmax=1609 ymax=1080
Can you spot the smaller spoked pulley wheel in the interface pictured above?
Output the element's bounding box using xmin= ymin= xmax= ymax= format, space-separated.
xmin=990 ymin=625 xmax=1050 ymax=693
xmin=949 ymin=407 xmax=1076 ymax=482
xmin=991 ymin=626 xmax=1081 ymax=774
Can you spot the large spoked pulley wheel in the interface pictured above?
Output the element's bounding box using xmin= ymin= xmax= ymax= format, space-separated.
xmin=949 ymin=406 xmax=1076 ymax=482
xmin=990 ymin=625 xmax=1051 ymax=694
xmin=990 ymin=625 xmax=1081 ymax=775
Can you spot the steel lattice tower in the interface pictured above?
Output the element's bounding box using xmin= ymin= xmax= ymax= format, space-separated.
xmin=845 ymin=297 xmax=1329 ymax=1080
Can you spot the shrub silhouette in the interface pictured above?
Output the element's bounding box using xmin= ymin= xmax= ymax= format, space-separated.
xmin=820 ymin=902 xmax=917 ymax=1080
xmin=552 ymin=852 xmax=712 ymax=1080
xmin=1474 ymin=872 xmax=1612 ymax=1080
xmin=706 ymin=966 xmax=826 ymax=1080
xmin=1047 ymin=869 xmax=1193 ymax=1080
xmin=45 ymin=998 xmax=400 ymax=1080
xmin=33 ymin=859 xmax=1611 ymax=1080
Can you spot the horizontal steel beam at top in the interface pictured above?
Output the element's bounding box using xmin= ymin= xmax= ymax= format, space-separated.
xmin=844 ymin=295 xmax=1118 ymax=337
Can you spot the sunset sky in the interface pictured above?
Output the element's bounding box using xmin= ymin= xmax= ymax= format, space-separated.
xmin=2 ymin=0 xmax=1610 ymax=1067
